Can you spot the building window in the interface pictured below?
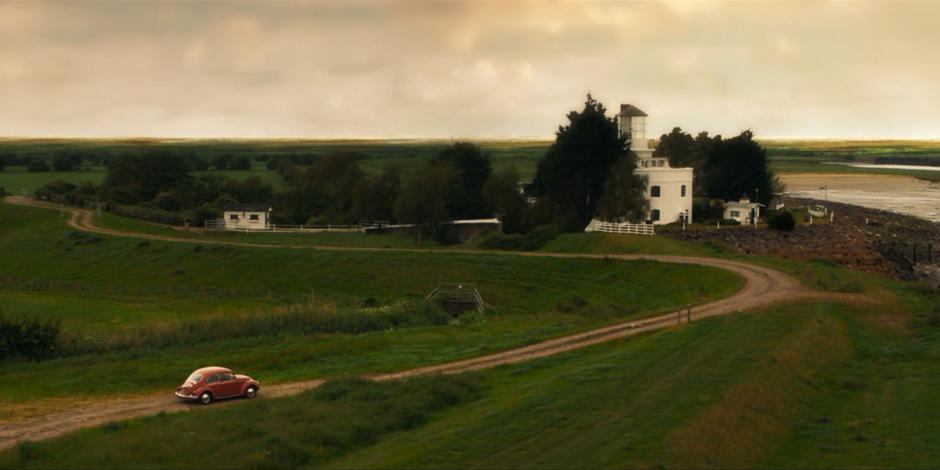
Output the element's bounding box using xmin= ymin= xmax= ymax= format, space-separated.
xmin=730 ymin=210 xmax=740 ymax=217
xmin=651 ymin=209 xmax=660 ymax=221
xmin=249 ymin=214 xmax=260 ymax=221
xmin=650 ymin=186 xmax=661 ymax=197
xmin=228 ymin=214 xmax=239 ymax=221
xmin=681 ymin=185 xmax=687 ymax=197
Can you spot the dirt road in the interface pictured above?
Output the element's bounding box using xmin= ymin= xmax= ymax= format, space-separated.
xmin=0 ymin=197 xmax=824 ymax=451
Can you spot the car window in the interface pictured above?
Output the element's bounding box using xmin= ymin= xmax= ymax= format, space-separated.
xmin=206 ymin=374 xmax=220 ymax=384
xmin=220 ymin=373 xmax=233 ymax=381
xmin=186 ymin=373 xmax=202 ymax=383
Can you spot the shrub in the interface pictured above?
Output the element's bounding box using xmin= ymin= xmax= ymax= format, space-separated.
xmin=479 ymin=224 xmax=560 ymax=251
xmin=192 ymin=204 xmax=220 ymax=225
xmin=0 ymin=315 xmax=61 ymax=363
xmin=52 ymin=155 xmax=76 ymax=172
xmin=768 ymin=211 xmax=796 ymax=231
xmin=229 ymin=156 xmax=252 ymax=170
xmin=27 ymin=160 xmax=51 ymax=172
xmin=154 ymin=190 xmax=183 ymax=211
xmin=191 ymin=158 xmax=210 ymax=171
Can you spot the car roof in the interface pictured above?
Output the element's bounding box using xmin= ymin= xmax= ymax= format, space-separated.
xmin=192 ymin=366 xmax=232 ymax=376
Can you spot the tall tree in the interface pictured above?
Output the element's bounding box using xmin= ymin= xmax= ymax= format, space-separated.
xmin=101 ymin=152 xmax=192 ymax=204
xmin=431 ymin=142 xmax=492 ymax=219
xmin=654 ymin=127 xmax=696 ymax=168
xmin=532 ymin=94 xmax=628 ymax=229
xmin=482 ymin=167 xmax=528 ymax=233
xmin=350 ymin=167 xmax=401 ymax=223
xmin=395 ymin=164 xmax=460 ymax=240
xmin=596 ymin=158 xmax=649 ymax=222
xmin=701 ymin=130 xmax=774 ymax=205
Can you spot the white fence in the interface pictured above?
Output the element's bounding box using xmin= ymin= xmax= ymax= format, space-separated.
xmin=584 ymin=219 xmax=655 ymax=236
xmin=204 ymin=219 xmax=362 ymax=233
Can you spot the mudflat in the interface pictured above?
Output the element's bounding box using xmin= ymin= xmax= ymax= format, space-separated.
xmin=781 ymin=173 xmax=940 ymax=222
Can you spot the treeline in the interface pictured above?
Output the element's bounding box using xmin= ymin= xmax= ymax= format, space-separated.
xmin=36 ymin=152 xmax=277 ymax=224
xmin=31 ymin=94 xmax=779 ymax=236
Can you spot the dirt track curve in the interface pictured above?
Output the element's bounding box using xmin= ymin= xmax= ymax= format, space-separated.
xmin=0 ymin=197 xmax=828 ymax=451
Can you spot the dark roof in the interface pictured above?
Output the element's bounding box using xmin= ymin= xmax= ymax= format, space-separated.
xmin=618 ymin=104 xmax=648 ymax=117
xmin=223 ymin=203 xmax=271 ymax=212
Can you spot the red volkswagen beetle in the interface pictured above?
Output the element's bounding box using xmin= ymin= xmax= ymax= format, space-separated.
xmin=175 ymin=366 xmax=260 ymax=405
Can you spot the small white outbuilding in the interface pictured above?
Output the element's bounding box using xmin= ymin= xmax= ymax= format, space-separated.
xmin=222 ymin=204 xmax=272 ymax=230
xmin=723 ymin=195 xmax=763 ymax=225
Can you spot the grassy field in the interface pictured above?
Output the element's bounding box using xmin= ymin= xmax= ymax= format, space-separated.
xmin=0 ymin=165 xmax=289 ymax=196
xmin=0 ymin=201 xmax=743 ymax=415
xmin=7 ymin=289 xmax=938 ymax=468
xmin=2 ymin=186 xmax=938 ymax=467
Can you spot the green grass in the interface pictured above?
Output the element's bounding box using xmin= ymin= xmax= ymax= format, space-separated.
xmin=3 ymin=374 xmax=485 ymax=470
xmin=0 ymin=201 xmax=743 ymax=413
xmin=7 ymin=293 xmax=938 ymax=469
xmin=0 ymin=167 xmax=107 ymax=196
xmin=1 ymin=203 xmax=741 ymax=331
xmin=94 ymin=211 xmax=429 ymax=248
xmin=330 ymin=297 xmax=939 ymax=468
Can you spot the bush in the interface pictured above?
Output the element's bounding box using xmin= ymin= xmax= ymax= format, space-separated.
xmin=191 ymin=158 xmax=210 ymax=171
xmin=0 ymin=315 xmax=61 ymax=363
xmin=478 ymin=224 xmax=560 ymax=251
xmin=52 ymin=155 xmax=76 ymax=172
xmin=768 ymin=211 xmax=796 ymax=231
xmin=27 ymin=160 xmax=51 ymax=172
xmin=154 ymin=190 xmax=183 ymax=211
xmin=229 ymin=156 xmax=252 ymax=170
xmin=192 ymin=204 xmax=220 ymax=225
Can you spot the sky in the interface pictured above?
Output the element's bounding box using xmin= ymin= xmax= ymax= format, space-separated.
xmin=1 ymin=1 xmax=939 ymax=139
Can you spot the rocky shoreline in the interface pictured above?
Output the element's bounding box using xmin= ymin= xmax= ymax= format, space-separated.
xmin=664 ymin=197 xmax=940 ymax=283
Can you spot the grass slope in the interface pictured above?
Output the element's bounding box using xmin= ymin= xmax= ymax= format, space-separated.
xmin=0 ymin=201 xmax=742 ymax=415
xmin=329 ymin=297 xmax=939 ymax=469
xmin=7 ymin=294 xmax=938 ymax=469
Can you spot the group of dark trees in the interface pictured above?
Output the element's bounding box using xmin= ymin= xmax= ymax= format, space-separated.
xmin=530 ymin=95 xmax=649 ymax=230
xmin=655 ymin=127 xmax=781 ymax=206
xmin=273 ymin=143 xmax=504 ymax=240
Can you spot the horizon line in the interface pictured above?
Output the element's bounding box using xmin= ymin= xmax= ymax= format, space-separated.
xmin=1 ymin=135 xmax=939 ymax=143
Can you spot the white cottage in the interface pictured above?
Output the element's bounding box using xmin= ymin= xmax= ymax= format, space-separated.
xmin=618 ymin=105 xmax=694 ymax=224
xmin=223 ymin=203 xmax=272 ymax=230
xmin=723 ymin=195 xmax=763 ymax=225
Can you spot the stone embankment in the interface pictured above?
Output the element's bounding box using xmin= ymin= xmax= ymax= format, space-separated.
xmin=665 ymin=197 xmax=940 ymax=282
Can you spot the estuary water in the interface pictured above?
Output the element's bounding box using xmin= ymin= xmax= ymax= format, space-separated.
xmin=781 ymin=174 xmax=940 ymax=223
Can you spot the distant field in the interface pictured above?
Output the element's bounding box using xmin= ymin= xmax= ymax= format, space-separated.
xmin=0 ymin=138 xmax=549 ymax=194
xmin=3 ymin=138 xmax=940 ymax=195
xmin=763 ymin=139 xmax=940 ymax=181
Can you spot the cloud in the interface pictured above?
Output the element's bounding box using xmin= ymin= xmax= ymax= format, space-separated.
xmin=0 ymin=1 xmax=938 ymax=138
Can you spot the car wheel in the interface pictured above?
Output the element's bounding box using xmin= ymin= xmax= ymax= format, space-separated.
xmin=199 ymin=392 xmax=212 ymax=405
xmin=245 ymin=386 xmax=258 ymax=399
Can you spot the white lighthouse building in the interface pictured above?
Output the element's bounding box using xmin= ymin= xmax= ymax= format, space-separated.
xmin=618 ymin=104 xmax=693 ymax=225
